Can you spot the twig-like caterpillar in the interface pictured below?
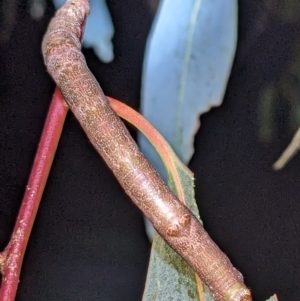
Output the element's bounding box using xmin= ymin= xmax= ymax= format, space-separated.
xmin=42 ymin=1 xmax=252 ymax=300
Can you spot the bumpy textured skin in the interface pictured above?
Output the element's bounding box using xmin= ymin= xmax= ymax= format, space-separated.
xmin=42 ymin=1 xmax=252 ymax=300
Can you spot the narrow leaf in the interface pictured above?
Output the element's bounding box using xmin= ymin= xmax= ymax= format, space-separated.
xmin=265 ymin=295 xmax=278 ymax=301
xmin=107 ymin=97 xmax=215 ymax=301
xmin=273 ymin=127 xmax=300 ymax=170
xmin=138 ymin=0 xmax=237 ymax=172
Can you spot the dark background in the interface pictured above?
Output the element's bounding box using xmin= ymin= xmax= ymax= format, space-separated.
xmin=1 ymin=1 xmax=300 ymax=300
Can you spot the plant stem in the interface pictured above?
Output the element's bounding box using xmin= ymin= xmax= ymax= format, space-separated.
xmin=107 ymin=96 xmax=187 ymax=205
xmin=42 ymin=1 xmax=252 ymax=301
xmin=0 ymin=88 xmax=68 ymax=301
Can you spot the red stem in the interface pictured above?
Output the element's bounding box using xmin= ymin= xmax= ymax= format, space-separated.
xmin=0 ymin=1 xmax=88 ymax=298
xmin=0 ymin=88 xmax=68 ymax=301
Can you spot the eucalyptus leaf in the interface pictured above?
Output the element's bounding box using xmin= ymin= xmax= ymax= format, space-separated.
xmin=265 ymin=295 xmax=278 ymax=301
xmin=138 ymin=0 xmax=237 ymax=175
xmin=142 ymin=153 xmax=215 ymax=301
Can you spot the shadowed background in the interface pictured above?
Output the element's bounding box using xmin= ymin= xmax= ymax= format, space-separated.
xmin=0 ymin=1 xmax=300 ymax=300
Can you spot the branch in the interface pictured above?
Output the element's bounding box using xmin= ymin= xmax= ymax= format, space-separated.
xmin=0 ymin=89 xmax=68 ymax=301
xmin=41 ymin=1 xmax=252 ymax=300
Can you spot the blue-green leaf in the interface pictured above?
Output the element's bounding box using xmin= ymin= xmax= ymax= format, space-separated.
xmin=265 ymin=295 xmax=278 ymax=301
xmin=138 ymin=0 xmax=237 ymax=175
xmin=142 ymin=155 xmax=215 ymax=301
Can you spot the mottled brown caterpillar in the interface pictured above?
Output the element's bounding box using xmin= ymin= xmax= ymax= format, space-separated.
xmin=42 ymin=1 xmax=252 ymax=300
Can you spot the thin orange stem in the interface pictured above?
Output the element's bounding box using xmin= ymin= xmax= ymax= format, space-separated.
xmin=107 ymin=96 xmax=191 ymax=206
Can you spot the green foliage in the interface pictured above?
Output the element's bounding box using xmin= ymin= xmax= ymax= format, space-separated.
xmin=265 ymin=295 xmax=278 ymax=301
xmin=141 ymin=117 xmax=214 ymax=300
